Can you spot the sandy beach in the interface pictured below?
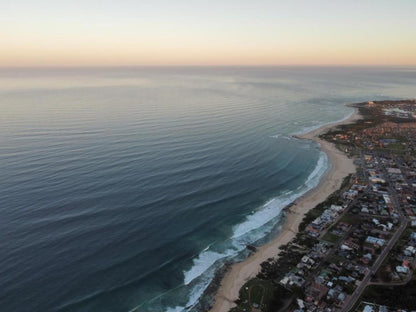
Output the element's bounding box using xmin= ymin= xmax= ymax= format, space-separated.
xmin=210 ymin=107 xmax=362 ymax=312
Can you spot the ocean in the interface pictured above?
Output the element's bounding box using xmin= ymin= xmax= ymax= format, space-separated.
xmin=0 ymin=66 xmax=415 ymax=312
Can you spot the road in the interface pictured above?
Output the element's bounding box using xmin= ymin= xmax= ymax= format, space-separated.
xmin=342 ymin=217 xmax=407 ymax=312
xmin=342 ymin=153 xmax=409 ymax=312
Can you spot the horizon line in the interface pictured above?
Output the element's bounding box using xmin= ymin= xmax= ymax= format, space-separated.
xmin=1 ymin=64 xmax=416 ymax=70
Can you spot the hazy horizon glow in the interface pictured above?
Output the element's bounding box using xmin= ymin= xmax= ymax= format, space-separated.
xmin=2 ymin=0 xmax=416 ymax=67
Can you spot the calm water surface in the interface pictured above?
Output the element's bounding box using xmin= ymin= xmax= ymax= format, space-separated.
xmin=0 ymin=67 xmax=415 ymax=311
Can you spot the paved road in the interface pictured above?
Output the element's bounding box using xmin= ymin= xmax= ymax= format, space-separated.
xmin=342 ymin=155 xmax=409 ymax=312
xmin=342 ymin=218 xmax=407 ymax=312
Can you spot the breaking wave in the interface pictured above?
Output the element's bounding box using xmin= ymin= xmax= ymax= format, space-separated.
xmin=168 ymin=150 xmax=329 ymax=312
xmin=292 ymin=108 xmax=355 ymax=136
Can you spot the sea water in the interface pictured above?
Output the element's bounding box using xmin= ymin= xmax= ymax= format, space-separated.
xmin=0 ymin=66 xmax=415 ymax=312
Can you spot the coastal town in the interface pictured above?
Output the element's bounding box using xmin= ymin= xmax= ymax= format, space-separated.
xmin=213 ymin=100 xmax=416 ymax=312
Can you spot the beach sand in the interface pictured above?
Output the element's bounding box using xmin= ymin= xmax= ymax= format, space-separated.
xmin=209 ymin=108 xmax=362 ymax=312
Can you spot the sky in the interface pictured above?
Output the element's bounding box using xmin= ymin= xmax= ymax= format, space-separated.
xmin=1 ymin=0 xmax=416 ymax=67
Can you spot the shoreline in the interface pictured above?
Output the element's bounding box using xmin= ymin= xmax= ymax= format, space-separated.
xmin=209 ymin=106 xmax=362 ymax=312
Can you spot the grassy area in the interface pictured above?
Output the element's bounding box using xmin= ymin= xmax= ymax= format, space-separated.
xmin=327 ymin=254 xmax=346 ymax=265
xmin=321 ymin=231 xmax=341 ymax=244
xmin=339 ymin=213 xmax=358 ymax=224
xmin=374 ymin=225 xmax=413 ymax=283
xmin=321 ymin=210 xmax=357 ymax=244
xmin=231 ymin=278 xmax=275 ymax=312
xmin=361 ymin=280 xmax=416 ymax=310
xmin=386 ymin=142 xmax=407 ymax=150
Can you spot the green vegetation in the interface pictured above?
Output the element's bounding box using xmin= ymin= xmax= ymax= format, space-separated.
xmin=362 ymin=280 xmax=416 ymax=310
xmin=231 ymin=278 xmax=275 ymax=312
xmin=257 ymin=235 xmax=311 ymax=281
xmin=298 ymin=174 xmax=352 ymax=232
xmin=322 ymin=231 xmax=341 ymax=244
xmin=230 ymin=101 xmax=416 ymax=311
xmin=376 ymin=224 xmax=413 ymax=283
xmin=339 ymin=213 xmax=358 ymax=224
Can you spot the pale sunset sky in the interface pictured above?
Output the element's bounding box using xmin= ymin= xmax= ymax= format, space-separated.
xmin=1 ymin=0 xmax=416 ymax=67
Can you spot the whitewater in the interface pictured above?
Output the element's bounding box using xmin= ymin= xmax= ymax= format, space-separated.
xmin=166 ymin=150 xmax=329 ymax=312
xmin=2 ymin=66 xmax=415 ymax=312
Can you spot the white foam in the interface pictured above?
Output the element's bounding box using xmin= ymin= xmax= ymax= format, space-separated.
xmin=233 ymin=151 xmax=328 ymax=240
xmin=184 ymin=249 xmax=235 ymax=285
xmin=176 ymin=150 xmax=330 ymax=312
xmin=232 ymin=196 xmax=291 ymax=239
xmin=304 ymin=151 xmax=328 ymax=187
xmin=182 ymin=192 xmax=297 ymax=287
xmin=292 ymin=108 xmax=355 ymax=136
xmin=167 ymin=255 xmax=226 ymax=312
xmin=166 ymin=277 xmax=211 ymax=312
xmin=269 ymin=134 xmax=281 ymax=139
xmin=269 ymin=134 xmax=292 ymax=140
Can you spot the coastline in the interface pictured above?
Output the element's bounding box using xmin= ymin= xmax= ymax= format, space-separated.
xmin=209 ymin=106 xmax=362 ymax=312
